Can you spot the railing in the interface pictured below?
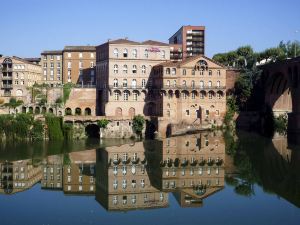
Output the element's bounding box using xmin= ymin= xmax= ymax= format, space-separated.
xmin=1 ymin=84 xmax=13 ymax=89
xmin=1 ymin=76 xmax=13 ymax=80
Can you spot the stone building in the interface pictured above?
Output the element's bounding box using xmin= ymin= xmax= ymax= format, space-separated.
xmin=153 ymin=55 xmax=227 ymax=135
xmin=62 ymin=46 xmax=96 ymax=85
xmin=41 ymin=155 xmax=63 ymax=190
xmin=0 ymin=56 xmax=42 ymax=103
xmin=95 ymin=39 xmax=170 ymax=117
xmin=95 ymin=141 xmax=168 ymax=211
xmin=41 ymin=50 xmax=63 ymax=86
xmin=169 ymin=25 xmax=205 ymax=60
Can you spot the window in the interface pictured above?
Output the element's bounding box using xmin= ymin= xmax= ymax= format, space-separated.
xmin=216 ymin=110 xmax=220 ymax=115
xmin=217 ymin=81 xmax=220 ymax=87
xmin=200 ymin=70 xmax=204 ymax=75
xmin=90 ymin=61 xmax=94 ymax=68
xmin=91 ymin=53 xmax=94 ymax=58
xmin=142 ymin=79 xmax=146 ymax=88
xmin=191 ymin=80 xmax=195 ymax=88
xmin=50 ymin=55 xmax=54 ymax=60
xmin=79 ymin=53 xmax=83 ymax=58
xmin=132 ymin=79 xmax=137 ymax=88
xmin=192 ymin=70 xmax=195 ymax=75
xmin=161 ymin=50 xmax=165 ymax=59
xmin=144 ymin=49 xmax=148 ymax=58
xmin=113 ymin=180 xmax=118 ymax=189
xmin=171 ymin=68 xmax=176 ymax=75
xmin=43 ymin=55 xmax=47 ymax=60
xmin=57 ymin=62 xmax=61 ymax=68
xmin=123 ymin=91 xmax=129 ymax=101
xmin=217 ymin=70 xmax=221 ymax=76
xmin=67 ymin=53 xmax=71 ymax=58
xmin=122 ymin=179 xmax=127 ymax=189
xmin=208 ymin=81 xmax=212 ymax=87
xmin=114 ymin=48 xmax=119 ymax=57
xmin=123 ymin=79 xmax=127 ymax=87
xmin=186 ymin=110 xmax=190 ymax=116
xmin=132 ymin=65 xmax=137 ymax=73
xmin=209 ymin=70 xmax=212 ymax=76
xmin=141 ymin=179 xmax=145 ymax=188
xmin=123 ymin=49 xmax=128 ymax=57
xmin=113 ymin=79 xmax=118 ymax=87
xmin=209 ymin=92 xmax=213 ymax=99
xmin=79 ymin=61 xmax=83 ymax=69
xmin=192 ymin=92 xmax=196 ymax=99
xmin=57 ymin=69 xmax=61 ymax=75
xmin=43 ymin=63 xmax=47 ymax=68
xmin=166 ymin=80 xmax=170 ymax=87
xmin=200 ymin=92 xmax=205 ymax=99
xmin=43 ymin=69 xmax=47 ymax=76
xmin=173 ymin=80 xmax=177 ymax=87
xmin=114 ymin=64 xmax=118 ymax=73
xmin=133 ymin=92 xmax=138 ymax=101
xmin=182 ymin=92 xmax=187 ymax=99
xmin=56 ymin=55 xmax=61 ymax=60
xmin=183 ymin=69 xmax=186 ymax=75
xmin=113 ymin=166 xmax=118 ymax=175
xmin=166 ymin=68 xmax=170 ymax=75
xmin=200 ymin=81 xmax=204 ymax=88
xmin=142 ymin=65 xmax=146 ymax=74
xmin=123 ymin=65 xmax=128 ymax=73
xmin=132 ymin=49 xmax=137 ymax=58
xmin=182 ymin=80 xmax=186 ymax=86
xmin=67 ymin=62 xmax=72 ymax=69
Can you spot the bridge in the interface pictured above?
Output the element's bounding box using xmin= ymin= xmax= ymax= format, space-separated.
xmin=261 ymin=56 xmax=300 ymax=144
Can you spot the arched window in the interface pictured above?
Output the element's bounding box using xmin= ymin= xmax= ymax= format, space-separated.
xmin=200 ymin=91 xmax=206 ymax=99
xmin=123 ymin=49 xmax=128 ymax=57
xmin=113 ymin=78 xmax=118 ymax=87
xmin=166 ymin=68 xmax=170 ymax=75
xmin=133 ymin=91 xmax=138 ymax=101
xmin=75 ymin=108 xmax=81 ymax=115
xmin=141 ymin=65 xmax=146 ymax=74
xmin=114 ymin=91 xmax=120 ymax=100
xmin=217 ymin=81 xmax=220 ymax=88
xmin=173 ymin=80 xmax=177 ymax=87
xmin=114 ymin=64 xmax=118 ymax=73
xmin=209 ymin=91 xmax=214 ymax=99
xmin=132 ymin=65 xmax=137 ymax=74
xmin=192 ymin=92 xmax=196 ymax=99
xmin=123 ymin=91 xmax=129 ymax=101
xmin=167 ymin=80 xmax=170 ymax=87
xmin=123 ymin=64 xmax=128 ymax=73
xmin=217 ymin=91 xmax=223 ymax=99
xmin=200 ymin=80 xmax=204 ymax=88
xmin=182 ymin=80 xmax=186 ymax=86
xmin=132 ymin=79 xmax=137 ymax=88
xmin=171 ymin=68 xmax=176 ymax=75
xmin=132 ymin=49 xmax=137 ymax=58
xmin=209 ymin=70 xmax=212 ymax=76
xmin=144 ymin=49 xmax=149 ymax=58
xmin=191 ymin=80 xmax=195 ymax=88
xmin=208 ymin=81 xmax=212 ymax=87
xmin=142 ymin=79 xmax=146 ymax=88
xmin=161 ymin=50 xmax=166 ymax=59
xmin=217 ymin=70 xmax=221 ymax=76
xmin=123 ymin=79 xmax=127 ymax=87
xmin=200 ymin=70 xmax=204 ymax=75
xmin=114 ymin=48 xmax=119 ymax=57
xmin=85 ymin=108 xmax=91 ymax=115
xmin=183 ymin=69 xmax=186 ymax=75
xmin=182 ymin=91 xmax=188 ymax=99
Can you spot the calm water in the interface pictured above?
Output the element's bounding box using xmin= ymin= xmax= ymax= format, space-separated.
xmin=0 ymin=131 xmax=299 ymax=225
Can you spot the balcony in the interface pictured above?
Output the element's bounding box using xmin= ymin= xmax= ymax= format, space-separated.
xmin=1 ymin=84 xmax=13 ymax=89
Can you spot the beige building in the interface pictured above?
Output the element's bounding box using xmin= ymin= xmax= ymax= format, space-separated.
xmin=63 ymin=46 xmax=96 ymax=85
xmin=41 ymin=50 xmax=63 ymax=86
xmin=0 ymin=159 xmax=42 ymax=195
xmin=41 ymin=155 xmax=63 ymax=190
xmin=0 ymin=56 xmax=42 ymax=103
xmin=96 ymin=141 xmax=168 ymax=211
xmin=96 ymin=39 xmax=170 ymax=116
xmin=153 ymin=55 xmax=227 ymax=135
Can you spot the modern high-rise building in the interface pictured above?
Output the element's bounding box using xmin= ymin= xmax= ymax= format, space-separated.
xmin=62 ymin=46 xmax=96 ymax=85
xmin=41 ymin=50 xmax=63 ymax=85
xmin=169 ymin=25 xmax=205 ymax=60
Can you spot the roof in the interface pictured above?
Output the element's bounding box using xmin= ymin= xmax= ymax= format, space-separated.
xmin=106 ymin=39 xmax=169 ymax=46
xmin=63 ymin=46 xmax=96 ymax=52
xmin=41 ymin=50 xmax=63 ymax=55
xmin=0 ymin=56 xmax=42 ymax=66
xmin=24 ymin=57 xmax=41 ymax=62
xmin=156 ymin=55 xmax=226 ymax=68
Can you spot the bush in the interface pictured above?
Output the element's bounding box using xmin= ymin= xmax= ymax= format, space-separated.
xmin=63 ymin=83 xmax=73 ymax=103
xmin=63 ymin=123 xmax=73 ymax=140
xmin=32 ymin=120 xmax=44 ymax=140
xmin=274 ymin=114 xmax=288 ymax=134
xmin=132 ymin=115 xmax=145 ymax=136
xmin=45 ymin=115 xmax=64 ymax=140
xmin=98 ymin=119 xmax=109 ymax=128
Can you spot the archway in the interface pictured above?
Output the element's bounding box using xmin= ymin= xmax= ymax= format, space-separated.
xmin=35 ymin=107 xmax=40 ymax=114
xmin=85 ymin=107 xmax=91 ymax=116
xmin=49 ymin=108 xmax=54 ymax=114
xmin=85 ymin=124 xmax=100 ymax=139
xmin=75 ymin=107 xmax=82 ymax=115
xmin=129 ymin=107 xmax=135 ymax=117
xmin=65 ymin=108 xmax=72 ymax=115
xmin=22 ymin=106 xmax=26 ymax=113
xmin=42 ymin=107 xmax=47 ymax=114
xmin=115 ymin=107 xmax=122 ymax=116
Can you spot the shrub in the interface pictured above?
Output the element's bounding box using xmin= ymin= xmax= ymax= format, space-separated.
xmin=98 ymin=119 xmax=109 ymax=128
xmin=132 ymin=115 xmax=145 ymax=135
xmin=45 ymin=115 xmax=64 ymax=140
xmin=32 ymin=120 xmax=44 ymax=140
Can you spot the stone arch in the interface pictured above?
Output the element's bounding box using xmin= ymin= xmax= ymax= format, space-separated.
xmin=115 ymin=107 xmax=122 ymax=116
xmin=28 ymin=107 xmax=33 ymax=114
xmin=65 ymin=107 xmax=72 ymax=115
xmin=175 ymin=90 xmax=180 ymax=98
xmin=217 ymin=90 xmax=224 ymax=99
xmin=42 ymin=106 xmax=47 ymax=114
xmin=16 ymin=89 xmax=23 ymax=97
xmin=75 ymin=107 xmax=82 ymax=115
xmin=129 ymin=107 xmax=135 ymax=117
xmin=85 ymin=107 xmax=91 ymax=116
xmin=35 ymin=107 xmax=40 ymax=114
xmin=49 ymin=108 xmax=54 ymax=114
xmin=208 ymin=90 xmax=215 ymax=99
xmin=85 ymin=124 xmax=100 ymax=139
xmin=191 ymin=90 xmax=198 ymax=97
xmin=58 ymin=110 xmax=62 ymax=116
xmin=22 ymin=106 xmax=26 ymax=113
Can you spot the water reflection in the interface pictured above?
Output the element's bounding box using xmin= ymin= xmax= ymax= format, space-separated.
xmin=0 ymin=131 xmax=228 ymax=211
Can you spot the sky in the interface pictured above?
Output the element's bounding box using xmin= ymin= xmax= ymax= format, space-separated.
xmin=1 ymin=0 xmax=300 ymax=58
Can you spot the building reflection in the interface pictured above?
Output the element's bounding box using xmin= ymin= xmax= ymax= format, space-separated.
xmin=0 ymin=132 xmax=227 ymax=211
xmin=0 ymin=159 xmax=41 ymax=194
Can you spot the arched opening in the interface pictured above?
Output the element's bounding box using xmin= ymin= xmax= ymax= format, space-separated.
xmin=58 ymin=111 xmax=62 ymax=116
xmin=115 ymin=107 xmax=122 ymax=116
xmin=28 ymin=107 xmax=33 ymax=114
xmin=42 ymin=107 xmax=47 ymax=114
xmin=129 ymin=107 xmax=135 ymax=117
xmin=166 ymin=124 xmax=172 ymax=137
xmin=35 ymin=107 xmax=40 ymax=114
xmin=85 ymin=107 xmax=91 ymax=116
xmin=65 ymin=108 xmax=72 ymax=115
xmin=85 ymin=124 xmax=100 ymax=139
xmin=75 ymin=107 xmax=82 ymax=115
xmin=49 ymin=108 xmax=54 ymax=114
xmin=22 ymin=107 xmax=26 ymax=113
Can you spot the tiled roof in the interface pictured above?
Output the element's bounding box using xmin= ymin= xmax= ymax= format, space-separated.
xmin=63 ymin=46 xmax=96 ymax=51
xmin=107 ymin=39 xmax=169 ymax=46
xmin=41 ymin=50 xmax=63 ymax=55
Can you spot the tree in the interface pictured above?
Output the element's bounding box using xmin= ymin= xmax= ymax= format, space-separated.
xmin=97 ymin=119 xmax=109 ymax=128
xmin=132 ymin=115 xmax=145 ymax=137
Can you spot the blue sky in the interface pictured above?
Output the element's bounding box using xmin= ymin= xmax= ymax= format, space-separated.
xmin=1 ymin=0 xmax=300 ymax=58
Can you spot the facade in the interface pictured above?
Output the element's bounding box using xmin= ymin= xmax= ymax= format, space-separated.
xmin=0 ymin=56 xmax=42 ymax=103
xmin=62 ymin=46 xmax=96 ymax=85
xmin=41 ymin=50 xmax=63 ymax=85
xmin=96 ymin=142 xmax=168 ymax=211
xmin=153 ymin=55 xmax=227 ymax=134
xmin=41 ymin=155 xmax=63 ymax=190
xmin=96 ymin=39 xmax=170 ymax=116
xmin=169 ymin=25 xmax=205 ymax=60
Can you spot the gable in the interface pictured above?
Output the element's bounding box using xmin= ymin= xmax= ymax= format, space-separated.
xmin=180 ymin=55 xmax=225 ymax=69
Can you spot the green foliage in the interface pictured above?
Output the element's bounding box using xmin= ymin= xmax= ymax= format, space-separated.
xmin=4 ymin=97 xmax=23 ymax=109
xmin=132 ymin=115 xmax=145 ymax=135
xmin=224 ymin=96 xmax=238 ymax=127
xmin=63 ymin=123 xmax=73 ymax=140
xmin=234 ymin=74 xmax=252 ymax=109
xmin=45 ymin=115 xmax=64 ymax=140
xmin=274 ymin=114 xmax=288 ymax=134
xmin=97 ymin=119 xmax=109 ymax=128
xmin=63 ymin=83 xmax=73 ymax=103
xmin=55 ymin=97 xmax=63 ymax=105
xmin=38 ymin=97 xmax=47 ymax=106
xmin=31 ymin=120 xmax=44 ymax=140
